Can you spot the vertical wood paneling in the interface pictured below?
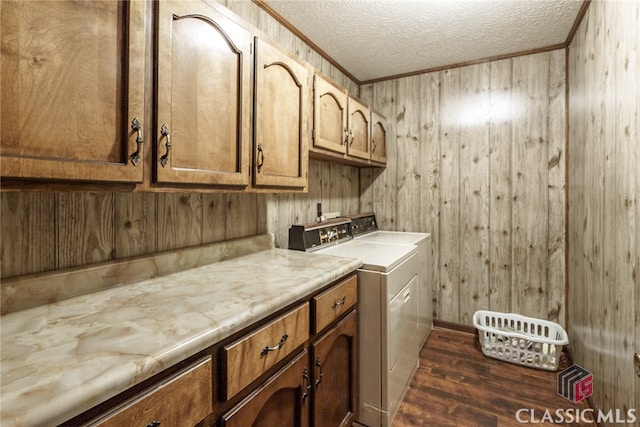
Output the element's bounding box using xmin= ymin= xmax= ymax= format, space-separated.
xmin=364 ymin=50 xmax=566 ymax=326
xmin=568 ymin=0 xmax=638 ymax=417
xmin=438 ymin=68 xmax=462 ymax=322
xmin=511 ymin=54 xmax=550 ymax=321
xmin=396 ymin=76 xmax=422 ymax=233
xmin=114 ymin=192 xmax=157 ymax=258
xmin=546 ymin=50 xmax=566 ymax=324
xmin=226 ymin=193 xmax=258 ymax=240
xmin=488 ymin=58 xmax=513 ymax=314
xmin=458 ymin=63 xmax=490 ymax=324
xmin=0 ymin=192 xmax=56 ymax=277
xmin=419 ymin=72 xmax=440 ymax=318
xmin=58 ymin=192 xmax=115 ymax=269
xmin=611 ymin=0 xmax=637 ymax=414
xmin=156 ymin=193 xmax=203 ymax=252
xmin=202 ymin=194 xmax=227 ymax=243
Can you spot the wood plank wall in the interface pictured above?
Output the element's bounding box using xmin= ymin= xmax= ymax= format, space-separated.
xmin=360 ymin=49 xmax=567 ymax=326
xmin=567 ymin=0 xmax=639 ymax=417
xmin=0 ymin=0 xmax=360 ymax=279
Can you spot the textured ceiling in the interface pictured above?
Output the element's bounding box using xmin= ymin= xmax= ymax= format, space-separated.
xmin=259 ymin=0 xmax=584 ymax=83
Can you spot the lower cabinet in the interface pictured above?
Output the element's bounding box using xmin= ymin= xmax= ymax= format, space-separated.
xmin=87 ymin=357 xmax=212 ymax=427
xmin=221 ymin=350 xmax=310 ymax=427
xmin=311 ymin=310 xmax=358 ymax=427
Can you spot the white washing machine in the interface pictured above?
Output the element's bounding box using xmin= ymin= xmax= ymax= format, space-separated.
xmin=288 ymin=219 xmax=421 ymax=427
xmin=347 ymin=213 xmax=433 ymax=350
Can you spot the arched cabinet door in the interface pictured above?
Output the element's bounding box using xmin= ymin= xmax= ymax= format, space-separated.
xmin=346 ymin=97 xmax=371 ymax=161
xmin=371 ymin=111 xmax=388 ymax=164
xmin=1 ymin=0 xmax=145 ymax=183
xmin=155 ymin=1 xmax=251 ymax=187
xmin=313 ymin=74 xmax=348 ymax=155
xmin=221 ymin=350 xmax=310 ymax=427
xmin=253 ymin=37 xmax=309 ymax=190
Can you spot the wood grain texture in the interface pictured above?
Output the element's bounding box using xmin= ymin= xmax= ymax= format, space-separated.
xmin=114 ymin=192 xmax=157 ymax=259
xmin=0 ymin=0 xmax=145 ymax=183
xmin=223 ymin=303 xmax=309 ymax=399
xmin=567 ymin=0 xmax=638 ymax=418
xmin=58 ymin=192 xmax=115 ymax=269
xmin=92 ymin=358 xmax=212 ymax=427
xmin=361 ymin=51 xmax=566 ymax=326
xmin=392 ymin=328 xmax=594 ymax=427
xmin=0 ymin=192 xmax=56 ymax=277
xmin=156 ymin=193 xmax=203 ymax=252
xmin=438 ymin=68 xmax=462 ymax=322
xmin=488 ymin=58 xmax=513 ymax=316
xmin=458 ymin=63 xmax=490 ymax=324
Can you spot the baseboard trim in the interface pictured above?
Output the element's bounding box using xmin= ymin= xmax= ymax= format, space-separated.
xmin=433 ymin=319 xmax=478 ymax=336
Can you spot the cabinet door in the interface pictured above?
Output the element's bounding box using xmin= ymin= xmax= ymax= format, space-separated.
xmin=370 ymin=111 xmax=387 ymax=164
xmin=313 ymin=74 xmax=348 ymax=155
xmin=156 ymin=1 xmax=251 ymax=187
xmin=346 ymin=98 xmax=370 ymax=161
xmin=221 ymin=350 xmax=310 ymax=427
xmin=311 ymin=310 xmax=357 ymax=427
xmin=253 ymin=37 xmax=309 ymax=189
xmin=0 ymin=0 xmax=145 ymax=183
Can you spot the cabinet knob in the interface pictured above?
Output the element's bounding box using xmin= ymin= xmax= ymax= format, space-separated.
xmin=130 ymin=118 xmax=144 ymax=166
xmin=159 ymin=124 xmax=172 ymax=167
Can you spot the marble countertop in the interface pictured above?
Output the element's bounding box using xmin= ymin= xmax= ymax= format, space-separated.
xmin=0 ymin=247 xmax=361 ymax=427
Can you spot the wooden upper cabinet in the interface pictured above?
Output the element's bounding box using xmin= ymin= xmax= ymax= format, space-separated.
xmin=253 ymin=37 xmax=309 ymax=190
xmin=346 ymin=97 xmax=370 ymax=161
xmin=370 ymin=111 xmax=388 ymax=164
xmin=0 ymin=0 xmax=146 ymax=183
xmin=155 ymin=1 xmax=251 ymax=187
xmin=313 ymin=74 xmax=348 ymax=155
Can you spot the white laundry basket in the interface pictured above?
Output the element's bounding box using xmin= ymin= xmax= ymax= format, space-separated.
xmin=472 ymin=310 xmax=569 ymax=371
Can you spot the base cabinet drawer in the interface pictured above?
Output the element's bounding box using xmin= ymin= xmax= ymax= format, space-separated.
xmin=312 ymin=274 xmax=357 ymax=333
xmin=223 ymin=303 xmax=310 ymax=399
xmin=221 ymin=350 xmax=310 ymax=427
xmin=88 ymin=357 xmax=212 ymax=427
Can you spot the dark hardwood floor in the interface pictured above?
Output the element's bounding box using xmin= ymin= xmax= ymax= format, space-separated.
xmin=392 ymin=327 xmax=596 ymax=427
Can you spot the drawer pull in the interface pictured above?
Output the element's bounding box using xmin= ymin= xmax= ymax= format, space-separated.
xmin=260 ymin=334 xmax=288 ymax=356
xmin=302 ymin=367 xmax=311 ymax=402
xmin=314 ymin=356 xmax=324 ymax=388
xmin=331 ymin=296 xmax=346 ymax=309
xmin=146 ymin=421 xmax=160 ymax=427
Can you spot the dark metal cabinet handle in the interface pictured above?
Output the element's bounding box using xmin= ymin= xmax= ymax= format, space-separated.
xmin=315 ymin=356 xmax=324 ymax=388
xmin=130 ymin=118 xmax=143 ymax=166
xmin=332 ymin=296 xmax=346 ymax=309
xmin=349 ymin=129 xmax=354 ymax=145
xmin=261 ymin=334 xmax=288 ymax=356
xmin=146 ymin=421 xmax=160 ymax=427
xmin=343 ymin=128 xmax=349 ymax=145
xmin=302 ymin=368 xmax=311 ymax=402
xmin=256 ymin=144 xmax=265 ymax=173
xmin=372 ymin=138 xmax=377 ymax=153
xmin=159 ymin=124 xmax=171 ymax=167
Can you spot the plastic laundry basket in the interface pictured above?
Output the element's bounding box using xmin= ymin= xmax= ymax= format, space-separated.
xmin=472 ymin=310 xmax=569 ymax=371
